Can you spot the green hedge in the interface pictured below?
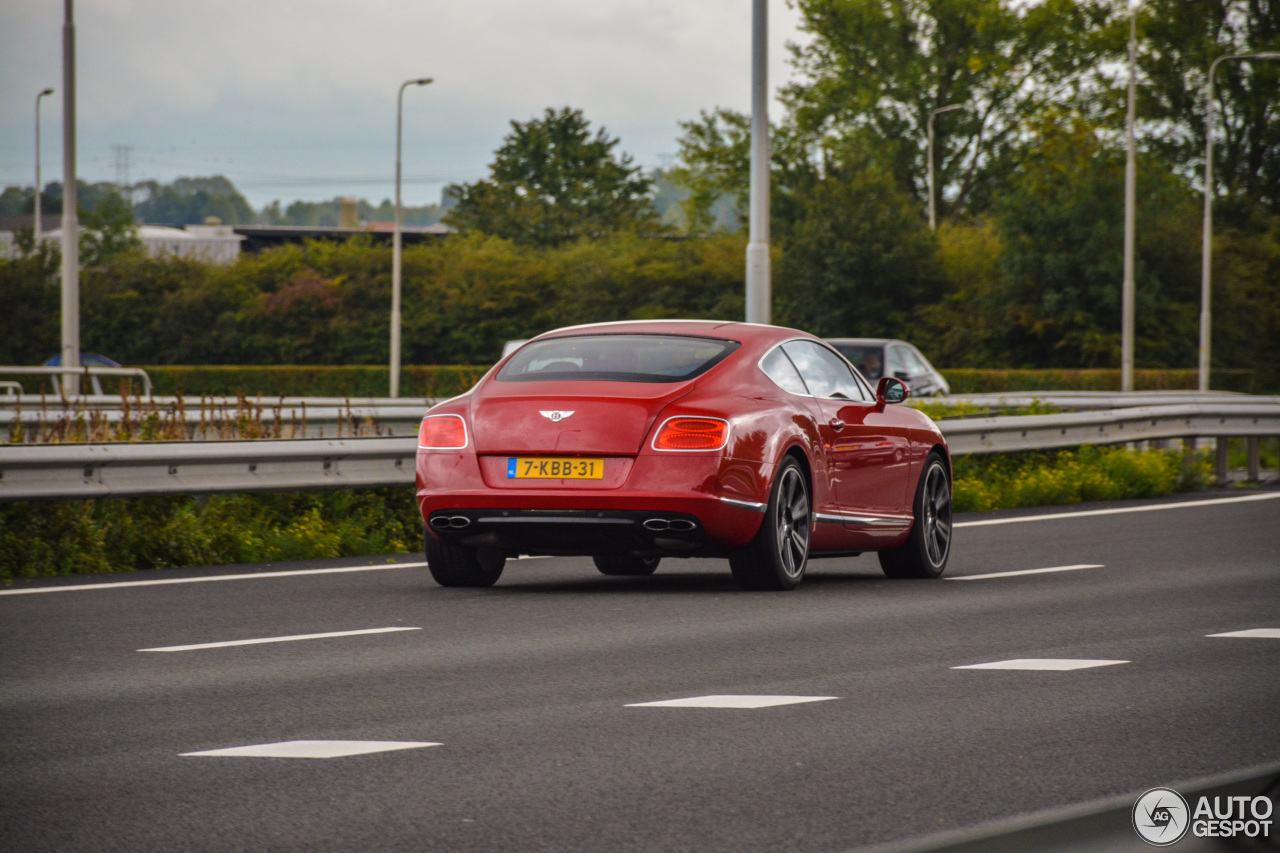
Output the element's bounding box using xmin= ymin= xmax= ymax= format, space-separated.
xmin=128 ymin=365 xmax=1263 ymax=399
xmin=141 ymin=365 xmax=487 ymax=399
xmin=941 ymin=368 xmax=1259 ymax=394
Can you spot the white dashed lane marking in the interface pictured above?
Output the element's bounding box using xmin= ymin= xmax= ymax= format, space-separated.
xmin=947 ymin=564 xmax=1103 ymax=581
xmin=953 ymin=491 xmax=1280 ymax=529
xmin=181 ymin=740 xmax=440 ymax=759
xmin=0 ymin=556 xmax=549 ymax=596
xmin=626 ymin=695 xmax=839 ymax=709
xmin=1207 ymin=629 xmax=1280 ymax=639
xmin=139 ymin=627 xmax=421 ymax=652
xmin=0 ymin=562 xmax=424 ymax=596
xmin=953 ymin=659 xmax=1130 ymax=671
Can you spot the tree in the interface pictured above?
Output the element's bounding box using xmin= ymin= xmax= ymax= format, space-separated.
xmin=1132 ymin=0 xmax=1280 ymax=218
xmin=444 ymin=107 xmax=661 ymax=247
xmin=775 ymin=167 xmax=945 ymax=336
xmin=134 ymin=175 xmax=254 ymax=225
xmin=80 ymin=191 xmax=144 ymax=267
xmin=783 ymin=0 xmax=1119 ymax=221
xmin=669 ymin=108 xmax=817 ymax=235
xmin=996 ymin=116 xmax=1200 ymax=368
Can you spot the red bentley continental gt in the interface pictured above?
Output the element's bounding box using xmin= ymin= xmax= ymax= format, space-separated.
xmin=416 ymin=320 xmax=952 ymax=590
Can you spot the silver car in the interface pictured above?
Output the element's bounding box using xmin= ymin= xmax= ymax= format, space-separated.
xmin=825 ymin=338 xmax=950 ymax=396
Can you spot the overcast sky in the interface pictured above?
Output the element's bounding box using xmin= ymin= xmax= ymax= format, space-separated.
xmin=1 ymin=1 xmax=808 ymax=210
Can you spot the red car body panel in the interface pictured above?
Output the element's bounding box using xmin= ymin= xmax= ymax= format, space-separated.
xmin=416 ymin=320 xmax=949 ymax=559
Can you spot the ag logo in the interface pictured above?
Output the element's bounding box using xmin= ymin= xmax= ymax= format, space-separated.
xmin=1133 ymin=787 xmax=1190 ymax=846
xmin=539 ymin=410 xmax=574 ymax=423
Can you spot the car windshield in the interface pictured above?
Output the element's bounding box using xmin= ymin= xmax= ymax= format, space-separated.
xmin=830 ymin=344 xmax=885 ymax=377
xmin=496 ymin=334 xmax=740 ymax=383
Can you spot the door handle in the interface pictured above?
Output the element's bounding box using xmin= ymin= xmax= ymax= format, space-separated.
xmin=829 ymin=419 xmax=845 ymax=431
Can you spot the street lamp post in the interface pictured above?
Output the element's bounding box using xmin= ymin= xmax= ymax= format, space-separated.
xmin=34 ymin=88 xmax=54 ymax=246
xmin=61 ymin=0 xmax=79 ymax=396
xmin=1121 ymin=3 xmax=1140 ymax=393
xmin=745 ymin=0 xmax=770 ymax=324
xmin=1199 ymin=52 xmax=1280 ymax=392
xmin=927 ymin=104 xmax=963 ymax=231
xmin=390 ymin=76 xmax=432 ymax=399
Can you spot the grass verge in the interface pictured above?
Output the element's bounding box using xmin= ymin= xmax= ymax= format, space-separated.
xmin=0 ymin=447 xmax=1222 ymax=582
xmin=953 ymin=446 xmax=1214 ymax=513
xmin=1 ymin=488 xmax=420 ymax=583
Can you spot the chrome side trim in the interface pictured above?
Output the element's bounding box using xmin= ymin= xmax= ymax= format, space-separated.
xmin=814 ymin=511 xmax=912 ymax=528
xmin=719 ymin=496 xmax=767 ymax=512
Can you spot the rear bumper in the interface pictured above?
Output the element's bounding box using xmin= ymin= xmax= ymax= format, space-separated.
xmin=420 ymin=491 xmax=766 ymax=556
xmin=426 ymin=508 xmax=714 ymax=556
xmin=417 ymin=450 xmax=770 ymax=556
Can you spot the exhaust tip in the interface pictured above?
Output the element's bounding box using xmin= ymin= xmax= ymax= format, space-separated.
xmin=431 ymin=515 xmax=472 ymax=530
xmin=644 ymin=517 xmax=697 ymax=533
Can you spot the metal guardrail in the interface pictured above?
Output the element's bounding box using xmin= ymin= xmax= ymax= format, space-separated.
xmin=940 ymin=390 xmax=1279 ymax=410
xmin=939 ymin=403 xmax=1280 ymax=455
xmin=0 ymin=438 xmax=415 ymax=501
xmin=1 ymin=403 xmax=1277 ymax=502
xmin=0 ymin=394 xmax=435 ymax=437
xmin=0 ymin=366 xmax=154 ymax=396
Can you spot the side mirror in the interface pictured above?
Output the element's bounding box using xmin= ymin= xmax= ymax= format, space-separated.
xmin=877 ymin=376 xmax=910 ymax=406
xmin=894 ymin=371 xmax=911 ymax=380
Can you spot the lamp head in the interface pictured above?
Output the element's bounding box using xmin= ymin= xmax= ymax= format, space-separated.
xmin=413 ymin=77 xmax=434 ymax=86
xmin=39 ymin=87 xmax=54 ymax=97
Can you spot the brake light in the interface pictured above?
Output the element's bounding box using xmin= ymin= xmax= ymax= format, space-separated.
xmin=419 ymin=415 xmax=468 ymax=449
xmin=652 ymin=417 xmax=729 ymax=451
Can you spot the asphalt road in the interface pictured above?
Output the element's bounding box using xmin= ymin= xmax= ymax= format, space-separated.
xmin=2 ymin=490 xmax=1278 ymax=852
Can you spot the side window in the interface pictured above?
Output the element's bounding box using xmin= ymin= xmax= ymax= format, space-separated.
xmin=782 ymin=341 xmax=868 ymax=401
xmin=886 ymin=346 xmax=910 ymax=379
xmin=898 ymin=346 xmax=928 ymax=375
xmin=759 ymin=346 xmax=809 ymax=396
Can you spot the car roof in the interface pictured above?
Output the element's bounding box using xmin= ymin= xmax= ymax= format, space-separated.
xmin=536 ymin=320 xmax=813 ymax=346
xmin=823 ymin=338 xmax=904 ymax=347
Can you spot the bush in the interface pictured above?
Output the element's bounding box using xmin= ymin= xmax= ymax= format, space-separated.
xmin=952 ymin=446 xmax=1213 ymax=513
xmin=0 ymin=488 xmax=421 ymax=582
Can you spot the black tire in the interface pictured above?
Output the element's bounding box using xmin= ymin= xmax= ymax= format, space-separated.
xmin=879 ymin=452 xmax=952 ymax=579
xmin=424 ymin=530 xmax=505 ymax=587
xmin=593 ymin=555 xmax=661 ymax=576
xmin=729 ymin=456 xmax=810 ymax=590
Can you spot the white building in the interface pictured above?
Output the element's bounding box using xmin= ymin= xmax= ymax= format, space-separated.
xmin=0 ymin=218 xmax=244 ymax=264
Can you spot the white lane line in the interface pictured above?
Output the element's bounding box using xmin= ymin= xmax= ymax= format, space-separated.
xmin=947 ymin=564 xmax=1103 ymax=581
xmin=139 ymin=627 xmax=421 ymax=652
xmin=0 ymin=563 xmax=424 ymax=596
xmin=1207 ymin=628 xmax=1280 ymax=639
xmin=1 ymin=555 xmax=551 ymax=597
xmin=181 ymin=740 xmax=439 ymax=759
xmin=953 ymin=659 xmax=1130 ymax=671
xmin=955 ymin=492 xmax=1280 ymax=529
xmin=626 ymin=695 xmax=839 ymax=709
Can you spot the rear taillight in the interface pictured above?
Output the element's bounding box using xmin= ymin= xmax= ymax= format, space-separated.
xmin=652 ymin=417 xmax=729 ymax=451
xmin=419 ymin=415 xmax=468 ymax=449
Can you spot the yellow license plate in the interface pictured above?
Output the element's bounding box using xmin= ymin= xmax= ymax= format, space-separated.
xmin=507 ymin=457 xmax=605 ymax=479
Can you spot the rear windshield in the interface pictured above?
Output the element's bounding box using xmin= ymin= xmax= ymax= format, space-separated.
xmin=496 ymin=334 xmax=740 ymax=383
